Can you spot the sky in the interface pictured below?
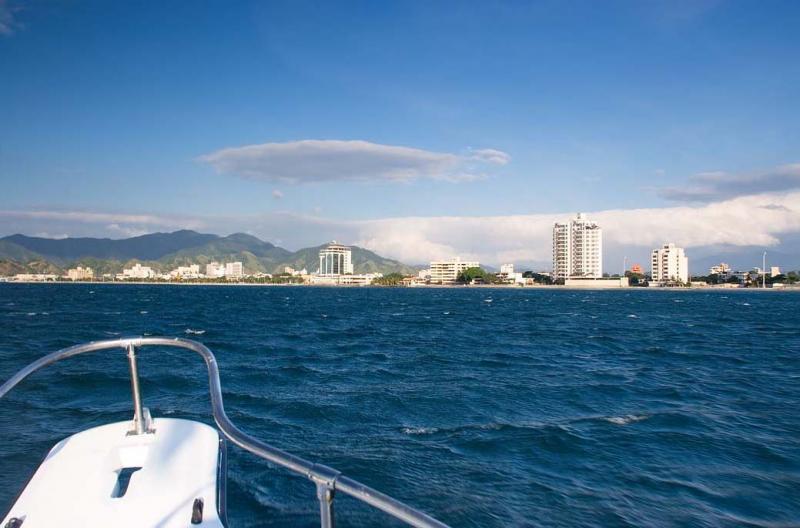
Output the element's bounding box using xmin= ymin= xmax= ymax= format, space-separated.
xmin=1 ymin=0 xmax=800 ymax=269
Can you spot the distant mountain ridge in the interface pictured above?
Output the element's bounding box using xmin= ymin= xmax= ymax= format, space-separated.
xmin=0 ymin=230 xmax=417 ymax=275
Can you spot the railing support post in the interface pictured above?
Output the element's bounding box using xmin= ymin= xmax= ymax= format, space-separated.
xmin=126 ymin=342 xmax=145 ymax=435
xmin=310 ymin=463 xmax=340 ymax=528
xmin=316 ymin=481 xmax=335 ymax=528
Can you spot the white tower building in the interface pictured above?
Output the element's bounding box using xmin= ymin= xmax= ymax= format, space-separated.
xmin=318 ymin=242 xmax=353 ymax=276
xmin=651 ymin=243 xmax=688 ymax=285
xmin=552 ymin=213 xmax=603 ymax=279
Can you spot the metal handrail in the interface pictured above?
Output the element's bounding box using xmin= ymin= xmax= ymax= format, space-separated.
xmin=0 ymin=337 xmax=450 ymax=528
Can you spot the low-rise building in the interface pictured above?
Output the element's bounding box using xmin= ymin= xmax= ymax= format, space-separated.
xmin=169 ymin=264 xmax=201 ymax=279
xmin=709 ymin=263 xmax=731 ymax=276
xmin=66 ymin=266 xmax=94 ymax=281
xmin=121 ymin=263 xmax=155 ymax=280
xmin=310 ymin=273 xmax=382 ymax=286
xmin=204 ymin=261 xmax=243 ymax=279
xmin=497 ymin=263 xmax=524 ymax=284
xmin=13 ymin=274 xmax=58 ymax=282
xmin=429 ymin=258 xmax=479 ymax=284
xmin=565 ymin=277 xmax=629 ymax=288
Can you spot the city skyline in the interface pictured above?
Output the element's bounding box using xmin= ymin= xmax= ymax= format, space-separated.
xmin=1 ymin=1 xmax=800 ymax=269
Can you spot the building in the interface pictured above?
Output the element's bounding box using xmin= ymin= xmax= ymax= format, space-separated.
xmin=429 ymin=257 xmax=479 ymax=284
xmin=66 ymin=266 xmax=94 ymax=281
xmin=204 ymin=261 xmax=243 ymax=279
xmin=651 ymin=243 xmax=688 ymax=285
xmin=12 ymin=274 xmax=57 ymax=282
xmin=169 ymin=264 xmax=201 ymax=279
xmin=318 ymin=242 xmax=353 ymax=276
xmin=565 ymin=277 xmax=629 ymax=288
xmin=709 ymin=263 xmax=731 ymax=276
xmin=552 ymin=213 xmax=603 ymax=280
xmin=121 ymin=263 xmax=155 ymax=280
xmin=771 ymin=266 xmax=781 ymax=277
xmin=630 ymin=264 xmax=643 ymax=274
xmin=310 ymin=273 xmax=382 ymax=286
xmin=498 ymin=263 xmax=524 ymax=285
xmin=224 ymin=262 xmax=244 ymax=279
xmin=206 ymin=262 xmax=225 ymax=278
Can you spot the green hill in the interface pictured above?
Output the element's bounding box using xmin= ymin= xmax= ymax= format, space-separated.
xmin=0 ymin=231 xmax=416 ymax=276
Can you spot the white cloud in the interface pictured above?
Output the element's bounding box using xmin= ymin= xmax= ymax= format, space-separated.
xmin=658 ymin=164 xmax=800 ymax=202
xmin=198 ymin=139 xmax=509 ymax=184
xmin=347 ymin=191 xmax=800 ymax=265
xmin=3 ymin=191 xmax=800 ymax=266
xmin=0 ymin=0 xmax=20 ymax=36
xmin=272 ymin=189 xmax=284 ymax=200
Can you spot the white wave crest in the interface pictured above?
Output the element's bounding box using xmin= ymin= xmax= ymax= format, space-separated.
xmin=605 ymin=414 xmax=649 ymax=425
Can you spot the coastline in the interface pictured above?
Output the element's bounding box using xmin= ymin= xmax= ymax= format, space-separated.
xmin=1 ymin=280 xmax=797 ymax=291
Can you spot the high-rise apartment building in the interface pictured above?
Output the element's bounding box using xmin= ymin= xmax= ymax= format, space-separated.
xmin=318 ymin=242 xmax=353 ymax=276
xmin=552 ymin=213 xmax=603 ymax=279
xmin=651 ymin=243 xmax=688 ymax=284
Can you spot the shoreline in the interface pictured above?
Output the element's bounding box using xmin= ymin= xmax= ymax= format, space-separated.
xmin=1 ymin=280 xmax=797 ymax=291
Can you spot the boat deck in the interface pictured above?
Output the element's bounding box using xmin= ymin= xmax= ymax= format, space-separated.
xmin=2 ymin=418 xmax=224 ymax=527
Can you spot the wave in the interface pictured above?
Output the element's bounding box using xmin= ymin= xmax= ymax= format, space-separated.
xmin=402 ymin=426 xmax=439 ymax=435
xmin=605 ymin=414 xmax=649 ymax=425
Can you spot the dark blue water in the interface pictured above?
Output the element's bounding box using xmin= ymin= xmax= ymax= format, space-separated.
xmin=1 ymin=284 xmax=798 ymax=527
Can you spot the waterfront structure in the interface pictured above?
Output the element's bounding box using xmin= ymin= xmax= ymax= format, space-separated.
xmin=121 ymin=263 xmax=155 ymax=280
xmin=651 ymin=243 xmax=688 ymax=285
xmin=310 ymin=273 xmax=382 ymax=286
xmin=66 ymin=267 xmax=94 ymax=281
xmin=429 ymin=257 xmax=479 ymax=284
xmin=206 ymin=262 xmax=225 ymax=278
xmin=318 ymin=242 xmax=353 ymax=276
xmin=12 ymin=274 xmax=57 ymax=282
xmin=284 ymin=266 xmax=308 ymax=276
xmin=224 ymin=262 xmax=244 ymax=279
xmin=552 ymin=213 xmax=603 ymax=280
xmin=169 ymin=264 xmax=201 ymax=279
xmin=565 ymin=277 xmax=628 ymax=288
xmin=205 ymin=261 xmax=243 ymax=279
xmin=498 ymin=263 xmax=524 ymax=285
xmin=709 ymin=263 xmax=732 ymax=276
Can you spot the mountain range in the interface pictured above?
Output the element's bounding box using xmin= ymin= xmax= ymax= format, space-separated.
xmin=0 ymin=231 xmax=418 ymax=276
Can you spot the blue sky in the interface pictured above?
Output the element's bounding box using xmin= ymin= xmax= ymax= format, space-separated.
xmin=1 ymin=1 xmax=800 ymax=267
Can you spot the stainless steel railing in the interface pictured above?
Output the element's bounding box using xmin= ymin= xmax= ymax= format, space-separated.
xmin=0 ymin=337 xmax=450 ymax=528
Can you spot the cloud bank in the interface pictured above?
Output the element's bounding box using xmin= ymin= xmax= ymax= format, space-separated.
xmin=3 ymin=191 xmax=799 ymax=267
xmin=658 ymin=164 xmax=800 ymax=202
xmin=198 ymin=140 xmax=509 ymax=184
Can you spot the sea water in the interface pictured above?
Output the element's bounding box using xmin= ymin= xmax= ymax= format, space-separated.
xmin=0 ymin=284 xmax=798 ymax=527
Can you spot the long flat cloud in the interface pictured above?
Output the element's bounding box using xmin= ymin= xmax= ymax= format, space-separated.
xmin=658 ymin=164 xmax=800 ymax=202
xmin=3 ymin=190 xmax=800 ymax=267
xmin=198 ymin=140 xmax=509 ymax=184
